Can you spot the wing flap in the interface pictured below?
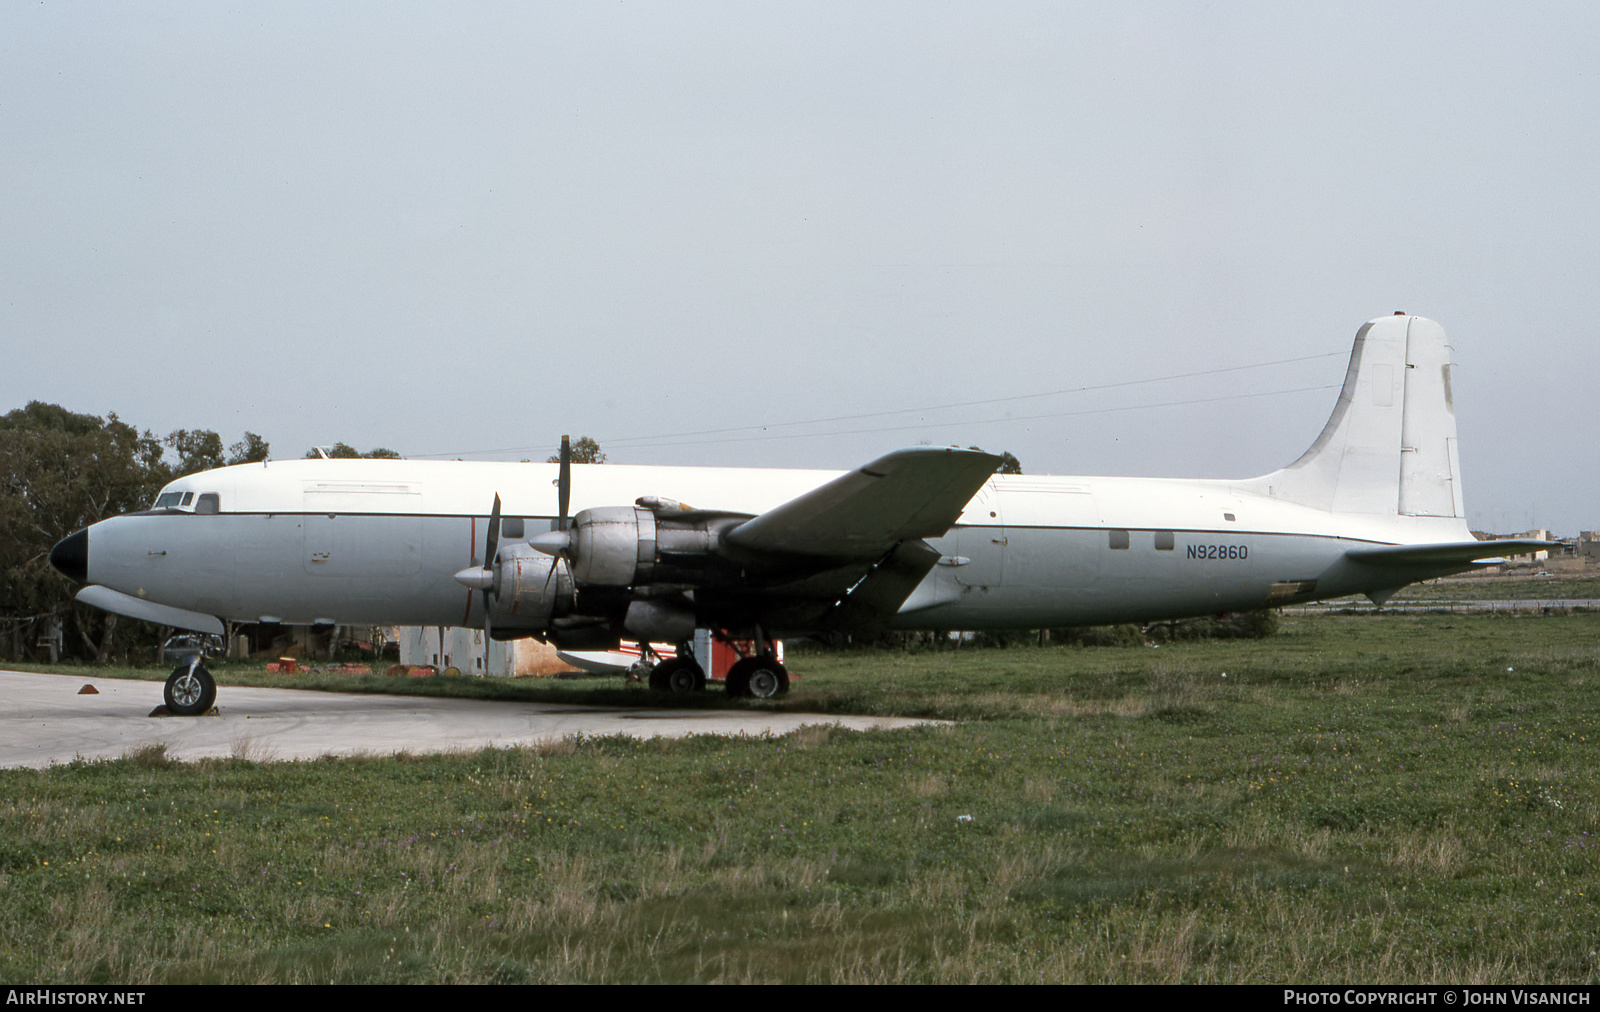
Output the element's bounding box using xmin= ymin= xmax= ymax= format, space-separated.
xmin=821 ymin=540 xmax=943 ymax=630
xmin=725 ymin=447 xmax=1002 ymax=559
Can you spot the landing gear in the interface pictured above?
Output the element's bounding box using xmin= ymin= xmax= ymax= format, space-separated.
xmin=648 ymin=656 xmax=706 ymax=693
xmin=163 ymin=661 xmax=216 ymax=716
xmin=725 ymin=655 xmax=789 ymax=699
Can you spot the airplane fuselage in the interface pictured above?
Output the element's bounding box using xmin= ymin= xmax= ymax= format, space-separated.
xmin=74 ymin=456 xmax=1473 ymax=634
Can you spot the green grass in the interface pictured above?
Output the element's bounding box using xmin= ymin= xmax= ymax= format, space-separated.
xmin=3 ymin=612 xmax=1599 ymax=982
xmin=1388 ymin=573 xmax=1600 ymax=602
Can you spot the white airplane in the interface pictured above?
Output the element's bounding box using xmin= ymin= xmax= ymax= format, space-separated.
xmin=49 ymin=314 xmax=1549 ymax=714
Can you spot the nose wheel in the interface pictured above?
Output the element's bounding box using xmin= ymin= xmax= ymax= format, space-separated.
xmin=163 ymin=661 xmax=216 ymax=716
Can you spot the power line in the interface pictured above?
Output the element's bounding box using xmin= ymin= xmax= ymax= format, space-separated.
xmin=597 ymin=350 xmax=1343 ymax=447
xmin=408 ymin=349 xmax=1344 ymax=459
xmin=605 ymin=384 xmax=1340 ymax=451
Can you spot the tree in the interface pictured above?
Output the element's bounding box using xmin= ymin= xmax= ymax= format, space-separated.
xmin=970 ymin=446 xmax=1022 ymax=474
xmin=548 ymin=436 xmax=605 ymax=464
xmin=165 ymin=429 xmax=226 ymax=475
xmin=0 ymin=403 xmax=170 ymax=662
xmin=168 ymin=429 xmax=271 ymax=473
xmin=227 ymin=432 xmax=270 ymax=465
xmin=304 ymin=443 xmax=401 ymax=459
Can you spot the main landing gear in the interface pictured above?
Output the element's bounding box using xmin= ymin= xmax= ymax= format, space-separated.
xmin=645 ymin=635 xmax=790 ymax=699
xmin=648 ymin=654 xmax=706 ymax=693
xmin=163 ymin=659 xmax=216 ymax=716
xmin=725 ymin=655 xmax=789 ymax=699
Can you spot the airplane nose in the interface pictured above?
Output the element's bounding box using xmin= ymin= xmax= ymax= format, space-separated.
xmin=49 ymin=529 xmax=88 ymax=585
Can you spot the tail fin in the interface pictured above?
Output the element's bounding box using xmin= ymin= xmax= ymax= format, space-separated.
xmin=1247 ymin=314 xmax=1466 ymax=519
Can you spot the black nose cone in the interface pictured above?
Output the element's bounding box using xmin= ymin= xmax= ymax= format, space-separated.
xmin=49 ymin=530 xmax=88 ymax=585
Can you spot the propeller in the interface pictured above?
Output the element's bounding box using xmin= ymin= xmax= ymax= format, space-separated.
xmin=558 ymin=434 xmax=571 ymax=531
xmin=529 ymin=434 xmax=574 ymax=557
xmin=482 ymin=493 xmax=502 ymax=638
xmin=453 ymin=492 xmax=503 ymax=639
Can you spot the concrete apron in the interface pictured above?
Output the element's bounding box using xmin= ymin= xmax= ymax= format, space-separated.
xmin=0 ymin=669 xmax=943 ymax=769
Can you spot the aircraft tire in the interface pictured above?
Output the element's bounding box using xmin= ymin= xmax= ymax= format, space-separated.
xmin=164 ymin=663 xmax=216 ymax=716
xmin=648 ymin=657 xmax=706 ymax=693
xmin=726 ymin=657 xmax=788 ymax=699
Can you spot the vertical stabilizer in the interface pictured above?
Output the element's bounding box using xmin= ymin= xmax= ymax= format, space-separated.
xmin=1248 ymin=315 xmax=1463 ymax=519
xmin=1397 ymin=317 xmax=1465 ymax=517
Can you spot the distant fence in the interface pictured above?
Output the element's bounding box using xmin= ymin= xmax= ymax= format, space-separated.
xmin=1285 ymin=599 xmax=1600 ymax=615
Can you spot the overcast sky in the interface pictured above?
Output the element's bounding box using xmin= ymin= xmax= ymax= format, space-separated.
xmin=3 ymin=2 xmax=1595 ymax=533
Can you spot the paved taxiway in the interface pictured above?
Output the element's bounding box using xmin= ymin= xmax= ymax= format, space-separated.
xmin=0 ymin=670 xmax=940 ymax=768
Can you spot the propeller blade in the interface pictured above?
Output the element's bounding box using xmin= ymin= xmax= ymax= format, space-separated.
xmin=485 ymin=493 xmax=502 ymax=572
xmin=481 ymin=493 xmax=502 ymax=639
xmin=558 ymin=435 xmax=571 ymax=531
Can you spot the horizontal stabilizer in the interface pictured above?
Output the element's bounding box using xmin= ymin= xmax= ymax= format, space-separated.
xmin=76 ymin=585 xmax=226 ymax=635
xmin=1344 ymin=540 xmax=1556 ymax=567
xmin=726 ymin=447 xmax=1002 ymax=558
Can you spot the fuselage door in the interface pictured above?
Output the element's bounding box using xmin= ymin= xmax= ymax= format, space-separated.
xmin=301 ymin=482 xmax=424 ymax=578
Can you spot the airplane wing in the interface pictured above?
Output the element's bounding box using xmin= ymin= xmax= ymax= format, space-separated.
xmin=723 ymin=446 xmax=1003 ymax=559
xmin=1344 ymin=539 xmax=1556 ymax=567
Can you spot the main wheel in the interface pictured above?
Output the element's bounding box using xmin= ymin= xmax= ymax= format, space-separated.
xmin=647 ymin=657 xmax=706 ymax=693
xmin=725 ymin=657 xmax=789 ymax=699
xmin=164 ymin=663 xmax=216 ymax=716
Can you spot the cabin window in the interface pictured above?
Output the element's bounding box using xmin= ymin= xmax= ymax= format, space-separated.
xmin=1154 ymin=531 xmax=1175 ymax=551
xmin=1108 ymin=529 xmax=1129 ymax=550
xmin=1224 ymin=512 xmax=1236 ymax=522
xmin=154 ymin=492 xmax=182 ymax=509
xmin=195 ymin=493 xmax=221 ymax=515
xmin=502 ymin=517 xmax=525 ymax=540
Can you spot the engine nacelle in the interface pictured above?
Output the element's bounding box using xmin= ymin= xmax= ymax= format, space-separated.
xmin=570 ymin=506 xmax=656 ymax=586
xmin=566 ymin=505 xmax=724 ymax=587
xmin=489 ymin=544 xmax=575 ymax=630
xmin=623 ymin=599 xmax=696 ymax=643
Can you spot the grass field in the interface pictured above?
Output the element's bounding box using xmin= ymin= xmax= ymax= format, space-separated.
xmin=1394 ymin=575 xmax=1600 ymax=602
xmin=3 ymin=612 xmax=1598 ymax=983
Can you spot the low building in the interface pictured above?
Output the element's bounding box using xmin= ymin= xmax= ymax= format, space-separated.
xmin=396 ymin=626 xmax=576 ymax=677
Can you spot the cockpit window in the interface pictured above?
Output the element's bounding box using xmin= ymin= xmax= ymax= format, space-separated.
xmin=154 ymin=492 xmax=183 ymax=509
xmin=181 ymin=491 xmax=194 ymax=506
xmin=195 ymin=493 xmax=221 ymax=515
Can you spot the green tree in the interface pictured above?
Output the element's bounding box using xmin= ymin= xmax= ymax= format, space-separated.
xmin=304 ymin=443 xmax=401 ymax=459
xmin=548 ymin=436 xmax=605 ymax=464
xmin=165 ymin=429 xmax=225 ymax=475
xmin=0 ymin=403 xmax=171 ymax=662
xmin=168 ymin=429 xmax=271 ymax=473
xmin=227 ymin=432 xmax=270 ymax=465
xmin=969 ymin=446 xmax=1022 ymax=474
